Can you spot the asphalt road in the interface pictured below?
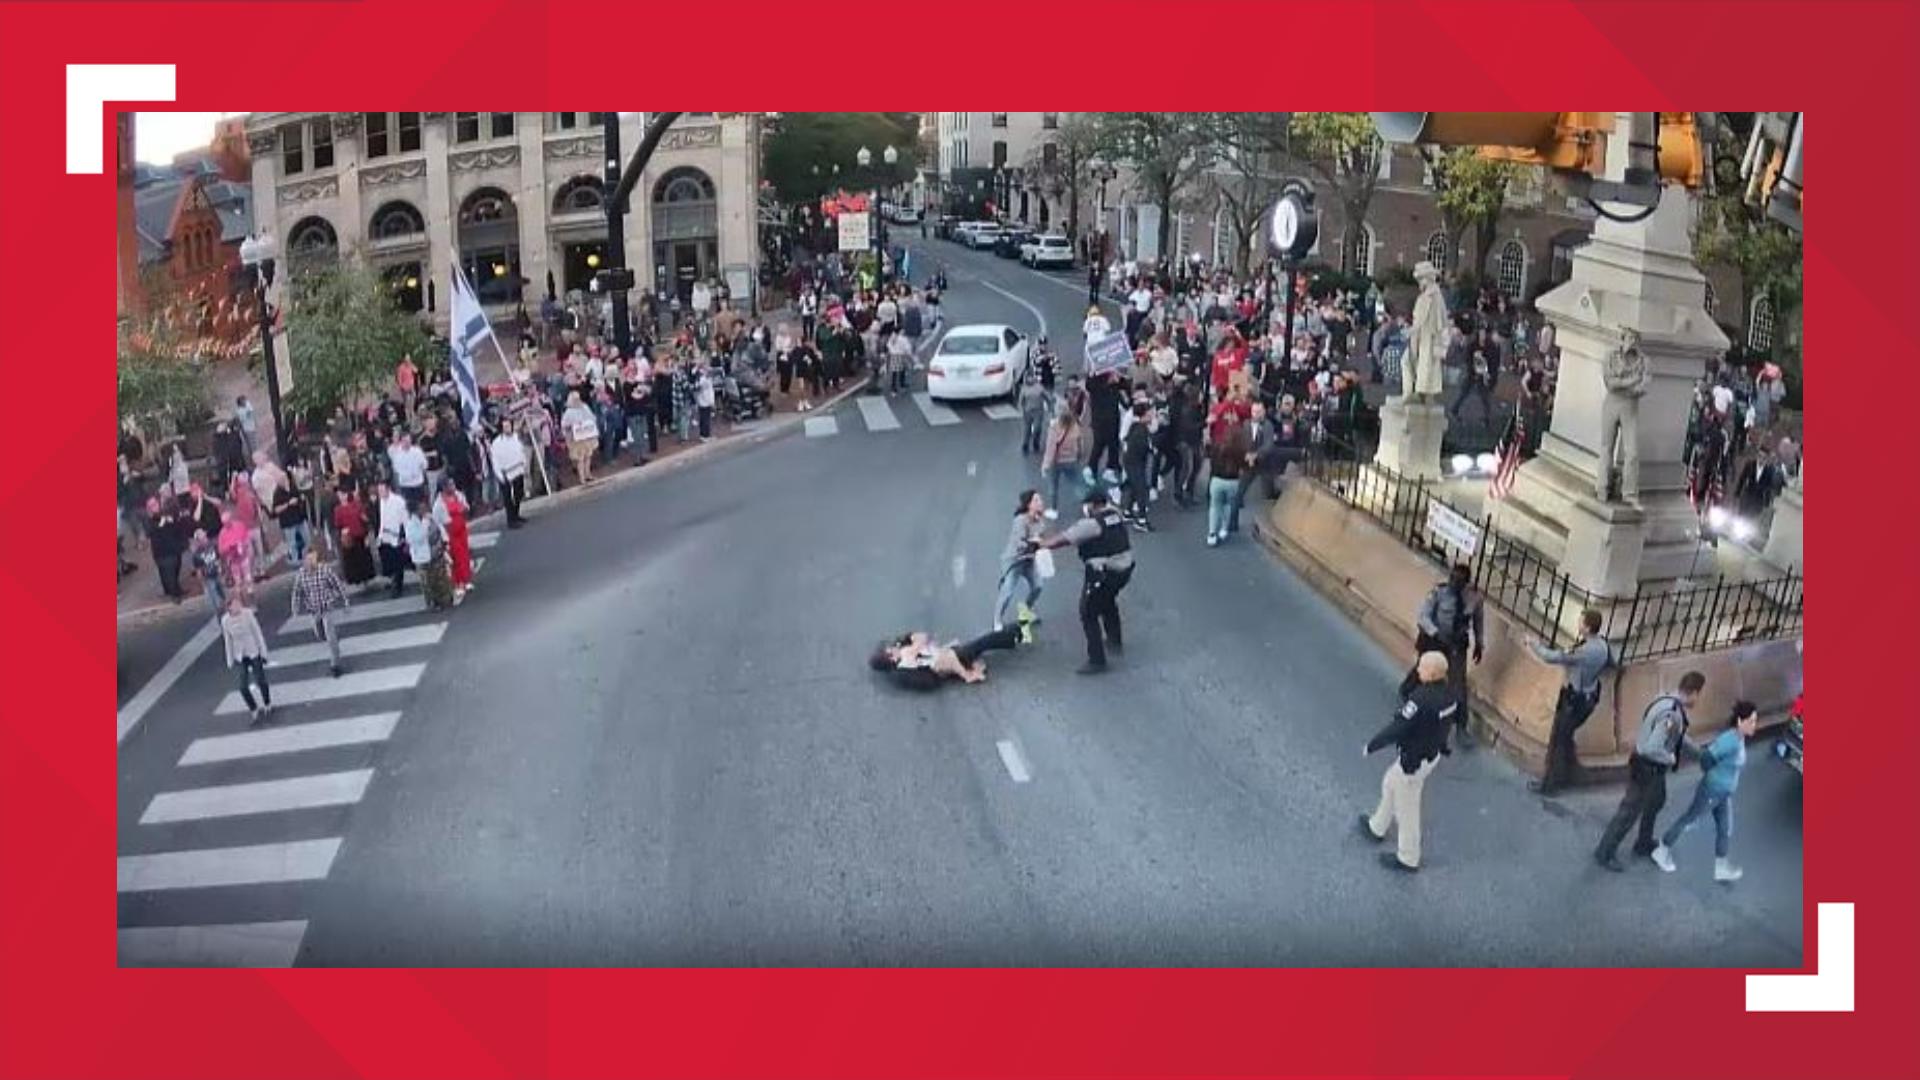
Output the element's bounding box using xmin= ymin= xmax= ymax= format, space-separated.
xmin=114 ymin=237 xmax=1804 ymax=967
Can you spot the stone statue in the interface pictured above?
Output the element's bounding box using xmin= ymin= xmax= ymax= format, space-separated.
xmin=1598 ymin=327 xmax=1652 ymax=502
xmin=1401 ymin=260 xmax=1448 ymax=400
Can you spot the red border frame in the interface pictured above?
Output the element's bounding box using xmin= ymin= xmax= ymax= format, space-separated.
xmin=5 ymin=2 xmax=1913 ymax=1077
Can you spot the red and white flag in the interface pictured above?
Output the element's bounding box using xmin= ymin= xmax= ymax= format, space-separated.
xmin=1488 ymin=410 xmax=1528 ymax=501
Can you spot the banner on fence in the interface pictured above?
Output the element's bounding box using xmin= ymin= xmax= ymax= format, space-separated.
xmin=1426 ymin=500 xmax=1482 ymax=557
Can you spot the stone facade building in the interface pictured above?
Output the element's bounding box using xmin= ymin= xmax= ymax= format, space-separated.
xmin=119 ymin=116 xmax=255 ymax=329
xmin=241 ymin=112 xmax=761 ymax=323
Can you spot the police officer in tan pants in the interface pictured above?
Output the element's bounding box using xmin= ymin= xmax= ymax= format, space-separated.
xmin=1360 ymin=652 xmax=1457 ymax=872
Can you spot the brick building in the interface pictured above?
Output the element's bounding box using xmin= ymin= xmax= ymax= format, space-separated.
xmin=120 ymin=116 xmax=255 ymax=334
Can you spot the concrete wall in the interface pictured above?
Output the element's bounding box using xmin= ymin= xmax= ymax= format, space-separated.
xmin=1262 ymin=481 xmax=1803 ymax=778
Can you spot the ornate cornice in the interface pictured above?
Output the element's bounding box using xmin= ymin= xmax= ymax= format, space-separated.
xmin=545 ymin=135 xmax=604 ymax=160
xmin=361 ymin=160 xmax=429 ymax=188
xmin=660 ymin=125 xmax=722 ymax=152
xmin=278 ymin=176 xmax=339 ymax=203
xmin=450 ymin=146 xmax=520 ymax=172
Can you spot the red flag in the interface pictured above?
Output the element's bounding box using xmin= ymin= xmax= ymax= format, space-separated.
xmin=1488 ymin=409 xmax=1527 ymax=501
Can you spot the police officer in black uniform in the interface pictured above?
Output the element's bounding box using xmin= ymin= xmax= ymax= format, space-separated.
xmin=1360 ymin=651 xmax=1457 ymax=872
xmin=1035 ymin=488 xmax=1135 ymax=674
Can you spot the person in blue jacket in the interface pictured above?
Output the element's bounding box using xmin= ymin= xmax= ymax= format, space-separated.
xmin=1652 ymin=701 xmax=1760 ymax=883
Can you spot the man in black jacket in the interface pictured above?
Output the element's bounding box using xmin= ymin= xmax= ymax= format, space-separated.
xmin=1360 ymin=651 xmax=1457 ymax=872
xmin=1086 ymin=371 xmax=1125 ymax=480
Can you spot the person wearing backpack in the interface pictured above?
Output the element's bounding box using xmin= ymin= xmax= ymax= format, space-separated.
xmin=1595 ymin=671 xmax=1707 ymax=872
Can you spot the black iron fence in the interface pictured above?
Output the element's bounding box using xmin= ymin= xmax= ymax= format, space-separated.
xmin=1301 ymin=437 xmax=1803 ymax=663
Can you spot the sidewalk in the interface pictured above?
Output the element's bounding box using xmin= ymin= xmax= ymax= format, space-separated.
xmin=117 ymin=367 xmax=876 ymax=627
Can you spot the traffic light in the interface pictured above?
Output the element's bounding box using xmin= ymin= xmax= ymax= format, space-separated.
xmin=1372 ymin=112 xmax=1709 ymax=195
xmin=1742 ymin=112 xmax=1802 ymax=233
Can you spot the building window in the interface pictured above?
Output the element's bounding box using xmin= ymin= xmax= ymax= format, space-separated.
xmin=1423 ymin=231 xmax=1453 ymax=274
xmin=287 ymin=216 xmax=339 ymax=267
xmin=370 ymin=201 xmax=426 ymax=240
xmin=1042 ymin=142 xmax=1058 ymax=167
xmin=991 ymin=113 xmax=1009 ymax=128
xmin=365 ymin=113 xmax=389 ymax=158
xmin=1344 ymin=223 xmax=1376 ymax=277
xmin=1702 ymin=279 xmax=1718 ymax=318
xmin=382 ymin=262 xmax=424 ymax=314
xmin=1496 ymin=238 xmax=1527 ymax=297
xmin=281 ymin=123 xmax=304 ymax=174
xmin=553 ymin=175 xmax=605 ymax=215
xmin=397 ymin=113 xmax=421 ymax=153
xmin=455 ymin=113 xmax=481 ymax=143
xmin=654 ymin=167 xmax=715 ymax=204
xmin=552 ymin=112 xmax=609 ymax=132
xmin=457 ymin=187 xmax=520 ymax=305
xmin=992 ymin=140 xmax=1008 ymax=169
xmin=310 ymin=120 xmax=334 ymax=170
xmin=1748 ymin=294 xmax=1775 ymax=352
xmin=490 ymin=113 xmax=515 ymax=139
xmin=1042 ymin=113 xmax=1059 ymax=130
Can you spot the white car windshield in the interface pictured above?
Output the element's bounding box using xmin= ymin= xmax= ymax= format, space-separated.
xmin=941 ymin=336 xmax=1001 ymax=356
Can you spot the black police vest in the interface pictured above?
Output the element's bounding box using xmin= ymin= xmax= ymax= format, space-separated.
xmin=1076 ymin=510 xmax=1132 ymax=561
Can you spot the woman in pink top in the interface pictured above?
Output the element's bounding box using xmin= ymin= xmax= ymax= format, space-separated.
xmin=227 ymin=471 xmax=265 ymax=566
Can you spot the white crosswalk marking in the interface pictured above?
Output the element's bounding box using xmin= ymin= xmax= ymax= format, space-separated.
xmin=179 ymin=713 xmax=402 ymax=766
xmin=269 ymin=623 xmax=447 ymax=669
xmin=118 ymin=838 xmax=342 ymax=892
xmin=856 ymin=396 xmax=901 ymax=431
xmin=912 ymin=392 xmax=962 ymax=426
xmin=981 ymin=403 xmax=1021 ymax=421
xmin=118 ymin=920 xmax=308 ymax=968
xmin=214 ymin=663 xmax=426 ymax=716
xmin=139 ymin=769 xmax=373 ymax=824
xmin=469 ymin=531 xmax=501 ymax=550
xmin=278 ymin=595 xmax=424 ymax=636
xmin=803 ymin=416 xmax=839 ymax=438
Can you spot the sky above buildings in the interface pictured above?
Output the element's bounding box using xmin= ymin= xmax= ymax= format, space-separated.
xmin=134 ymin=112 xmax=245 ymax=164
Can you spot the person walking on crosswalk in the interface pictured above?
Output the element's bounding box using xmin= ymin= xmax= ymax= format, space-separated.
xmin=290 ymin=548 xmax=350 ymax=677
xmin=220 ymin=596 xmax=273 ymax=723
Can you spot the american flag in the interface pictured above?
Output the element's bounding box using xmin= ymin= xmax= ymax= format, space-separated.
xmin=1488 ymin=408 xmax=1527 ymax=500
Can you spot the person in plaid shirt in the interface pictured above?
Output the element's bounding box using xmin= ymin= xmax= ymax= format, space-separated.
xmin=291 ymin=549 xmax=351 ymax=676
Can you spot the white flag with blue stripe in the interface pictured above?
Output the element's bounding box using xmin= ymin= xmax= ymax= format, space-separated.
xmin=449 ymin=263 xmax=502 ymax=435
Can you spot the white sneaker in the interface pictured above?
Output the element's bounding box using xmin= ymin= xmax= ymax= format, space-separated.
xmin=1650 ymin=844 xmax=1676 ymax=873
xmin=1206 ymin=534 xmax=1219 ymax=547
xmin=1714 ymin=857 xmax=1744 ymax=882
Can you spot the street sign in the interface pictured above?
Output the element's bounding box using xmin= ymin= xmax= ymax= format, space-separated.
xmin=1425 ymin=500 xmax=1482 ymax=558
xmin=838 ymin=211 xmax=871 ymax=252
xmin=1085 ymin=330 xmax=1133 ymax=376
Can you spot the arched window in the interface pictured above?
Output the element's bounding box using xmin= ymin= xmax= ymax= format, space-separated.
xmin=653 ymin=167 xmax=716 ymax=204
xmin=287 ymin=216 xmax=338 ymax=262
xmin=458 ymin=188 xmax=515 ymax=226
xmin=1702 ymin=280 xmax=1718 ymax=318
xmin=1748 ymin=294 xmax=1776 ymax=353
xmin=1343 ymin=223 xmax=1376 ymax=277
xmin=369 ymin=201 xmax=425 ymax=241
xmin=1423 ymin=231 xmax=1452 ymax=274
xmin=457 ymin=189 xmax=519 ymax=305
xmin=1496 ymin=238 xmax=1528 ymax=297
xmin=552 ymin=176 xmax=605 ymax=215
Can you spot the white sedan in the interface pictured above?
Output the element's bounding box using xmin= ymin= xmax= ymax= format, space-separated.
xmin=927 ymin=324 xmax=1031 ymax=402
xmin=1020 ymin=233 xmax=1075 ymax=268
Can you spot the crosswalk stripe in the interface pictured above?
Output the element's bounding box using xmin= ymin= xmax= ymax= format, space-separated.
xmin=214 ymin=663 xmax=426 ymax=716
xmin=140 ymin=769 xmax=373 ymax=824
xmin=912 ymin=392 xmax=962 ymax=426
xmin=270 ymin=623 xmax=447 ymax=669
xmin=118 ymin=920 xmax=308 ymax=968
xmin=118 ymin=838 xmax=341 ymax=892
xmin=803 ymin=416 xmax=839 ymax=438
xmin=179 ymin=712 xmax=402 ymax=766
xmin=469 ymin=531 xmax=501 ymax=550
xmin=856 ymin=396 xmax=902 ymax=431
xmin=981 ymin=403 xmax=1021 ymax=421
xmin=278 ymin=595 xmax=424 ymax=636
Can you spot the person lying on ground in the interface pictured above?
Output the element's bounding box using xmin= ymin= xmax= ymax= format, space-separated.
xmin=868 ymin=621 xmax=1029 ymax=690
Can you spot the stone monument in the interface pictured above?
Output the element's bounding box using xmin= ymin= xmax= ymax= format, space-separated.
xmin=1596 ymin=327 xmax=1651 ymax=502
xmin=1491 ymin=166 xmax=1730 ymax=597
xmin=1374 ymin=260 xmax=1450 ymax=480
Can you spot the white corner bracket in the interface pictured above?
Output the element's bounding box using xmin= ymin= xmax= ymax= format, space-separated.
xmin=1746 ymin=902 xmax=1855 ymax=1012
xmin=65 ymin=64 xmax=176 ymax=174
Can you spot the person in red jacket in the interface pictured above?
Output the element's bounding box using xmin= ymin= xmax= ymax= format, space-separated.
xmin=1210 ymin=328 xmax=1249 ymax=398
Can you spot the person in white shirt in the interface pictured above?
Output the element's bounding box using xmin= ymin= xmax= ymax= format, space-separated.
xmin=388 ymin=433 xmax=429 ymax=505
xmin=1083 ymin=305 xmax=1113 ymax=341
xmin=374 ymin=480 xmax=410 ymax=598
xmin=220 ymin=597 xmax=273 ymax=722
xmin=490 ymin=424 xmax=530 ymax=527
xmin=561 ymin=391 xmax=601 ymax=485
xmin=693 ymin=367 xmax=716 ymax=442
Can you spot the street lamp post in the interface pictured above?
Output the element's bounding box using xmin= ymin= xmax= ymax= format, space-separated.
xmin=601 ymin=111 xmax=684 ymax=361
xmin=238 ymin=234 xmax=290 ymax=465
xmin=857 ymin=145 xmax=899 ymax=282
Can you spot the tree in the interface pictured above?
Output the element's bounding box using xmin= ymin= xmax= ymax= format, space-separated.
xmin=1204 ymin=113 xmax=1297 ymax=275
xmin=1695 ymin=129 xmax=1802 ymax=362
xmin=1290 ymin=113 xmax=1385 ymax=274
xmin=280 ymin=262 xmax=433 ymax=423
xmin=762 ymin=113 xmax=920 ymax=203
xmin=1425 ymin=148 xmax=1520 ymax=279
xmin=117 ymin=328 xmax=211 ymax=432
xmin=1022 ymin=114 xmax=1100 ymax=241
xmin=1090 ymin=113 xmax=1217 ymax=260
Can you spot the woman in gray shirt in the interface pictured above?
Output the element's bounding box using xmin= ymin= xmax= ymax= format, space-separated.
xmin=994 ymin=490 xmax=1050 ymax=637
